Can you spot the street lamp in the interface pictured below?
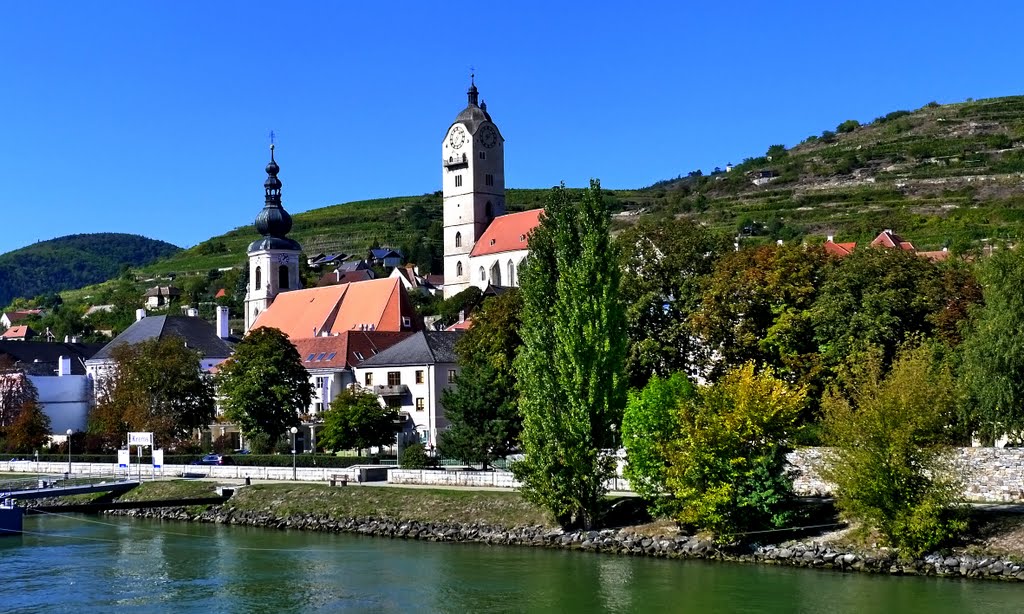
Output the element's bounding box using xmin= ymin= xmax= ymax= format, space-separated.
xmin=66 ymin=429 xmax=73 ymax=480
xmin=290 ymin=426 xmax=298 ymax=480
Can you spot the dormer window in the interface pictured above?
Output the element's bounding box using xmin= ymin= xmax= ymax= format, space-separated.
xmin=490 ymin=239 xmax=496 ymax=246
xmin=520 ymin=234 xmax=526 ymax=242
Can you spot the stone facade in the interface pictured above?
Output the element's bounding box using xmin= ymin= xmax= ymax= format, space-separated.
xmin=787 ymin=447 xmax=1024 ymax=503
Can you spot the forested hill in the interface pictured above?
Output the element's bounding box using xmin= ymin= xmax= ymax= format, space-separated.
xmin=0 ymin=233 xmax=180 ymax=305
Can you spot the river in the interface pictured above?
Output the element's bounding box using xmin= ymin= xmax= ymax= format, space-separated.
xmin=0 ymin=514 xmax=1020 ymax=613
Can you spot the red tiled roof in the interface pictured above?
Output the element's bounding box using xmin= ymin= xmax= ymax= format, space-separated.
xmin=292 ymin=331 xmax=414 ymax=370
xmin=1 ymin=326 xmax=34 ymax=339
xmin=250 ymin=278 xmax=418 ymax=340
xmin=870 ymin=230 xmax=916 ymax=252
xmin=824 ymin=240 xmax=857 ymax=257
xmin=214 ymin=288 xmax=227 ymax=299
xmin=3 ymin=310 xmax=42 ymax=324
xmin=470 ymin=209 xmax=543 ymax=257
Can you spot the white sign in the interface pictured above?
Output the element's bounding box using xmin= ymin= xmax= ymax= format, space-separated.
xmin=152 ymin=449 xmax=163 ymax=469
xmin=128 ymin=432 xmax=153 ymax=447
xmin=117 ymin=449 xmax=130 ymax=468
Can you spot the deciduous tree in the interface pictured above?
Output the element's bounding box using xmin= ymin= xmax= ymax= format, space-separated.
xmin=822 ymin=344 xmax=965 ymax=558
xmin=319 ymin=388 xmax=397 ymax=455
xmin=664 ymin=363 xmax=805 ymax=541
xmin=88 ymin=336 xmax=215 ymax=448
xmin=440 ymin=290 xmax=523 ymax=468
xmin=616 ymin=218 xmax=730 ymax=387
xmin=217 ymin=327 xmax=312 ymax=445
xmin=514 ymin=181 xmax=627 ymax=530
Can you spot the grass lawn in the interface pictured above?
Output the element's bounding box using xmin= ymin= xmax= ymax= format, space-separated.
xmin=226 ymin=484 xmax=554 ymax=528
xmin=115 ymin=480 xmax=221 ymax=502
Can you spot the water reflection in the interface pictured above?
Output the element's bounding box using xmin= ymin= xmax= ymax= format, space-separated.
xmin=1 ymin=516 xmax=1023 ymax=613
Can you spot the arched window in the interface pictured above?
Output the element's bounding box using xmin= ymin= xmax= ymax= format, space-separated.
xmin=508 ymin=260 xmax=515 ymax=286
xmin=455 ymin=232 xmax=462 ymax=248
xmin=490 ymin=262 xmax=501 ymax=287
xmin=456 ymin=261 xmax=463 ymax=277
xmin=254 ymin=266 xmax=262 ymax=290
xmin=278 ymin=265 xmax=289 ymax=290
xmin=479 ymin=266 xmax=486 ymax=281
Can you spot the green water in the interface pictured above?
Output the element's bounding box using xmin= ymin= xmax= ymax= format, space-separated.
xmin=0 ymin=514 xmax=1021 ymax=613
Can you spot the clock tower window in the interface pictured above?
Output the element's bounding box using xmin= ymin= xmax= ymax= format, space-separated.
xmin=455 ymin=232 xmax=462 ymax=248
xmin=255 ymin=266 xmax=262 ymax=290
xmin=279 ymin=265 xmax=289 ymax=289
xmin=479 ymin=151 xmax=486 ymax=160
xmin=485 ymin=174 xmax=494 ymax=186
xmin=455 ymin=175 xmax=463 ymax=187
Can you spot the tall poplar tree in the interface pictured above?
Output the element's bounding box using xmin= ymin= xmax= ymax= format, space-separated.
xmin=513 ymin=180 xmax=627 ymax=530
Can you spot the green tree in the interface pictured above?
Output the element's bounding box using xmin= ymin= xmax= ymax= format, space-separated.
xmin=959 ymin=249 xmax=1024 ymax=442
xmin=615 ymin=218 xmax=730 ymax=387
xmin=513 ymin=180 xmax=628 ymax=530
xmin=621 ymin=373 xmax=694 ymax=517
xmin=0 ymin=357 xmax=38 ymax=430
xmin=439 ymin=291 xmax=523 ymax=467
xmin=811 ymin=247 xmax=941 ymax=369
xmin=822 ymin=344 xmax=966 ymax=558
xmin=318 ymin=388 xmax=397 ymax=455
xmin=88 ymin=336 xmax=215 ymax=448
xmin=217 ymin=327 xmax=312 ymax=445
xmin=836 ymin=119 xmax=861 ymax=133
xmin=664 ymin=363 xmax=805 ymax=541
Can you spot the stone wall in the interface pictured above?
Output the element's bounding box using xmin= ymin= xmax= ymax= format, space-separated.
xmin=387 ymin=469 xmax=632 ymax=492
xmin=787 ymin=447 xmax=1024 ymax=503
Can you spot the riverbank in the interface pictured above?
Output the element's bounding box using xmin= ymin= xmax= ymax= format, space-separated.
xmin=35 ymin=480 xmax=1018 ymax=583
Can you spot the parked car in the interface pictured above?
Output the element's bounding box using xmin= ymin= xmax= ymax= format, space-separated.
xmin=191 ymin=454 xmax=235 ymax=466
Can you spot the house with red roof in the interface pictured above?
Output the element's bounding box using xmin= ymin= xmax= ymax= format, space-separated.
xmin=0 ymin=310 xmax=44 ymax=329
xmin=824 ymin=230 xmax=949 ymax=262
xmin=0 ymin=325 xmax=36 ymax=341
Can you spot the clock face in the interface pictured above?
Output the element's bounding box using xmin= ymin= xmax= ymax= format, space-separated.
xmin=449 ymin=126 xmax=467 ymax=149
xmin=275 ymin=254 xmax=291 ymax=265
xmin=480 ymin=125 xmax=498 ymax=149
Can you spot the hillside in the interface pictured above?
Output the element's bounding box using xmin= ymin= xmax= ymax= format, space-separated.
xmin=0 ymin=233 xmax=180 ymax=306
xmin=639 ymin=95 xmax=1024 ymax=249
xmin=50 ymin=94 xmax=1024 ymax=301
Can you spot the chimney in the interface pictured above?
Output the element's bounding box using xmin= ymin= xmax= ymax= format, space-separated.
xmin=826 ymin=235 xmax=834 ymax=243
xmin=216 ymin=306 xmax=230 ymax=339
xmin=776 ymin=239 xmax=784 ymax=246
xmin=458 ymin=310 xmax=465 ymax=323
xmin=186 ymin=307 xmax=199 ymax=318
xmin=64 ymin=335 xmax=70 ymax=343
xmin=136 ymin=308 xmax=146 ymax=322
xmin=58 ymin=356 xmax=72 ymax=377
xmin=71 ymin=335 xmax=79 ymax=344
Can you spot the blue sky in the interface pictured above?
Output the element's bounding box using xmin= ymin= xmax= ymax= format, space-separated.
xmin=2 ymin=1 xmax=1023 ymax=255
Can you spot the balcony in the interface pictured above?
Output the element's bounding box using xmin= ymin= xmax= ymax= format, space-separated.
xmin=374 ymin=384 xmax=409 ymax=398
xmin=443 ymin=153 xmax=468 ymax=168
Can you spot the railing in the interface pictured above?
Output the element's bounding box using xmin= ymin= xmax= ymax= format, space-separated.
xmin=443 ymin=154 xmax=468 ymax=168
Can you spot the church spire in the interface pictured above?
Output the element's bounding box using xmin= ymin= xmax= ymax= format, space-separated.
xmin=467 ymin=72 xmax=479 ymax=106
xmin=254 ymin=141 xmax=293 ymax=239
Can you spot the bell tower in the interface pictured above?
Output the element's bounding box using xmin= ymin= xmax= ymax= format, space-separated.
xmin=244 ymin=142 xmax=302 ymax=332
xmin=442 ymin=76 xmax=505 ymax=298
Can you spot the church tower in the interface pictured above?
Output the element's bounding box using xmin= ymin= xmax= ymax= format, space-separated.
xmin=442 ymin=76 xmax=505 ymax=298
xmin=245 ymin=143 xmax=302 ymax=332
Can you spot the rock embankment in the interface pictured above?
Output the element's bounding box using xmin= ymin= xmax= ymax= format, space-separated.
xmin=107 ymin=505 xmax=1024 ymax=582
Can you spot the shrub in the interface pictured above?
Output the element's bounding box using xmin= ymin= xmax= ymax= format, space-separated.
xmin=247 ymin=432 xmax=274 ymax=454
xmin=664 ymin=363 xmax=805 ymax=542
xmin=836 ymin=119 xmax=860 ymax=134
xmin=822 ymin=344 xmax=966 ymax=558
xmin=400 ymin=442 xmax=432 ymax=468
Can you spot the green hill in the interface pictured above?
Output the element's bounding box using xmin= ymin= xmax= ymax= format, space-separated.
xmin=0 ymin=233 xmax=180 ymax=306
xmin=637 ymin=95 xmax=1024 ymax=249
xmin=49 ymin=94 xmax=1024 ymax=304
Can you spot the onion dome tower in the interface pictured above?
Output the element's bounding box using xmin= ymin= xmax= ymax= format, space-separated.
xmin=245 ymin=142 xmax=303 ymax=332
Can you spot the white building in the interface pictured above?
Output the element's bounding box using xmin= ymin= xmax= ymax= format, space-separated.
xmin=353 ymin=330 xmax=463 ymax=450
xmin=442 ymin=78 xmax=543 ymax=298
xmin=0 ymin=341 xmax=104 ymax=436
xmin=85 ymin=307 xmax=235 ymax=391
